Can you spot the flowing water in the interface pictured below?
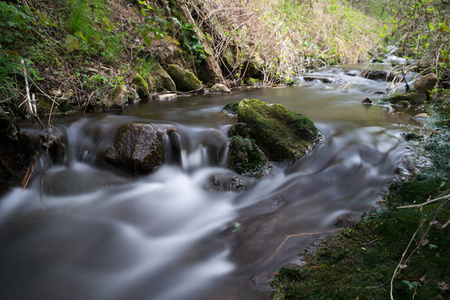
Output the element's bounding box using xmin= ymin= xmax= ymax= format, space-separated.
xmin=0 ymin=65 xmax=426 ymax=299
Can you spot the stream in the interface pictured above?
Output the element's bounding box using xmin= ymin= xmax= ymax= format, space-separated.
xmin=0 ymin=64 xmax=426 ymax=299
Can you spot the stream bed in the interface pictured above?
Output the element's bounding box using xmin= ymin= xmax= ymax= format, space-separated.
xmin=0 ymin=65 xmax=426 ymax=299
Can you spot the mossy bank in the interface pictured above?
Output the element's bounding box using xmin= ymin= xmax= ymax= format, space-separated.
xmin=272 ymin=106 xmax=450 ymax=299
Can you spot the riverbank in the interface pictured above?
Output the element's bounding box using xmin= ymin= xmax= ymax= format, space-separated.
xmin=1 ymin=0 xmax=385 ymax=119
xmin=271 ymin=100 xmax=450 ymax=299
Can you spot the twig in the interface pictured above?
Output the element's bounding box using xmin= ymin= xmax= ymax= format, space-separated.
xmin=21 ymin=157 xmax=39 ymax=191
xmin=397 ymin=194 xmax=450 ymax=209
xmin=390 ymin=219 xmax=425 ymax=300
xmin=21 ymin=59 xmax=36 ymax=115
xmin=265 ymin=228 xmax=343 ymax=263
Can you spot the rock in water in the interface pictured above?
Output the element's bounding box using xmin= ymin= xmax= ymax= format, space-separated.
xmin=360 ymin=69 xmax=395 ymax=81
xmin=385 ymin=93 xmax=427 ymax=106
xmin=225 ymin=99 xmax=319 ymax=175
xmin=228 ymin=135 xmax=270 ymax=175
xmin=166 ymin=64 xmax=202 ymax=91
xmin=413 ymin=73 xmax=437 ymax=98
xmin=236 ymin=99 xmax=319 ymax=162
xmin=104 ymin=123 xmax=164 ymax=175
xmin=211 ymin=83 xmax=231 ymax=94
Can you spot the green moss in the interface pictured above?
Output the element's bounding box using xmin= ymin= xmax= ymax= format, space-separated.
xmin=227 ymin=136 xmax=270 ymax=176
xmin=237 ymin=99 xmax=319 ymax=162
xmin=228 ymin=122 xmax=249 ymax=138
xmin=132 ymin=74 xmax=150 ymax=100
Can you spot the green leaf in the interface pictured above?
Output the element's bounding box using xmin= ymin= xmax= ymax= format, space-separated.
xmin=402 ymin=280 xmax=419 ymax=290
xmin=143 ymin=35 xmax=152 ymax=46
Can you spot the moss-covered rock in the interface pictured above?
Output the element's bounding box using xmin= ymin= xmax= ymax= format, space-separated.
xmin=386 ymin=92 xmax=427 ymax=106
xmin=132 ymin=74 xmax=150 ymax=100
xmin=153 ymin=63 xmax=176 ymax=91
xmin=166 ymin=64 xmax=202 ymax=91
xmin=228 ymin=122 xmax=250 ymax=138
xmin=236 ymin=99 xmax=319 ymax=162
xmin=228 ymin=135 xmax=270 ymax=175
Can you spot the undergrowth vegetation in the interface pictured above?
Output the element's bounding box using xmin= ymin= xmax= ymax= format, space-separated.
xmin=200 ymin=0 xmax=384 ymax=83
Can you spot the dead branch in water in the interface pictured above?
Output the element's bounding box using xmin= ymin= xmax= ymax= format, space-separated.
xmin=265 ymin=228 xmax=343 ymax=263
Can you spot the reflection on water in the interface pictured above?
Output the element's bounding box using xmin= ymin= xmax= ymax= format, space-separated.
xmin=0 ymin=66 xmax=424 ymax=300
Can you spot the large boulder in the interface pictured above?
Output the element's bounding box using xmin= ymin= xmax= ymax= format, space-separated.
xmin=0 ymin=107 xmax=35 ymax=191
xmin=104 ymin=123 xmax=164 ymax=175
xmin=166 ymin=64 xmax=202 ymax=91
xmin=235 ymin=99 xmax=319 ymax=162
xmin=413 ymin=73 xmax=437 ymax=98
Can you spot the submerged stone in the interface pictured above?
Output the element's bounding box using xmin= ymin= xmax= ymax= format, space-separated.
xmin=104 ymin=123 xmax=164 ymax=175
xmin=236 ymin=99 xmax=319 ymax=162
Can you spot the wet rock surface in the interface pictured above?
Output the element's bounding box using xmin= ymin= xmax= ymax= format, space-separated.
xmin=360 ymin=69 xmax=395 ymax=81
xmin=104 ymin=123 xmax=164 ymax=175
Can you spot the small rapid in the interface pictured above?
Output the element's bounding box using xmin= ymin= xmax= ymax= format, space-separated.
xmin=0 ymin=64 xmax=425 ymax=299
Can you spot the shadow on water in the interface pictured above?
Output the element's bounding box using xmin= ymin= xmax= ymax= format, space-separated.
xmin=0 ymin=66 xmax=425 ymax=300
